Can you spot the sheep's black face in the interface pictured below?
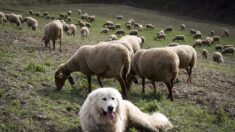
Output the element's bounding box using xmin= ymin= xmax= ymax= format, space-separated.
xmin=54 ymin=69 xmax=67 ymax=91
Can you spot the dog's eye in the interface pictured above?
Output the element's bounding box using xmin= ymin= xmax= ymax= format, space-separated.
xmin=102 ymin=98 xmax=107 ymax=101
xmin=111 ymin=97 xmax=115 ymax=100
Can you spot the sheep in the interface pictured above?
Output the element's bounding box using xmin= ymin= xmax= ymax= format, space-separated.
xmin=136 ymin=24 xmax=143 ymax=31
xmin=157 ymin=30 xmax=165 ymax=35
xmin=77 ymin=9 xmax=81 ymax=15
xmin=180 ymin=24 xmax=185 ymax=30
xmin=116 ymin=15 xmax=123 ymax=20
xmin=221 ymin=47 xmax=235 ymax=55
xmin=224 ymin=29 xmax=229 ymax=37
xmin=29 ymin=10 xmax=33 ymax=15
xmin=34 ymin=12 xmax=40 ymax=17
xmin=81 ymin=13 xmax=88 ymax=20
xmin=87 ymin=15 xmax=95 ymax=22
xmin=202 ymin=49 xmax=208 ymax=59
xmin=43 ymin=12 xmax=49 ymax=17
xmin=109 ymin=34 xmax=117 ymax=41
xmin=115 ymin=24 xmax=121 ymax=29
xmin=190 ymin=29 xmax=197 ymax=34
xmin=66 ymin=24 xmax=77 ymax=36
xmin=202 ymin=39 xmax=212 ymax=46
xmin=193 ymin=39 xmax=202 ymax=47
xmin=118 ymin=35 xmax=143 ymax=53
xmin=131 ymin=48 xmax=179 ymax=101
xmin=5 ymin=13 xmax=21 ymax=26
xmin=80 ymin=27 xmax=89 ymax=39
xmin=126 ymin=24 xmax=132 ymax=29
xmin=213 ymin=36 xmax=220 ymax=43
xmin=126 ymin=19 xmax=134 ymax=25
xmin=59 ymin=13 xmax=68 ymax=19
xmin=103 ymin=21 xmax=113 ymax=27
xmin=215 ymin=45 xmax=223 ymax=51
xmin=100 ymin=28 xmax=109 ymax=34
xmin=63 ymin=23 xmax=69 ymax=33
xmin=223 ymin=45 xmax=233 ymax=49
xmin=106 ymin=25 xmax=116 ymax=31
xmin=168 ymin=43 xmax=179 ymax=47
xmin=78 ymin=20 xmax=86 ymax=28
xmin=205 ymin=37 xmax=214 ymax=44
xmin=54 ymin=42 xmax=132 ymax=98
xmin=167 ymin=45 xmax=197 ymax=84
xmin=129 ymin=30 xmax=138 ymax=36
xmin=164 ymin=27 xmax=173 ymax=33
xmin=210 ymin=31 xmax=215 ymax=36
xmin=212 ymin=52 xmax=224 ymax=63
xmin=155 ymin=33 xmax=166 ymax=40
xmin=67 ymin=10 xmax=72 ymax=16
xmin=115 ymin=29 xmax=125 ymax=36
xmin=146 ymin=24 xmax=154 ymax=30
xmin=173 ymin=35 xmax=185 ymax=42
xmin=0 ymin=12 xmax=7 ymax=24
xmin=194 ymin=31 xmax=202 ymax=39
xmin=42 ymin=20 xmax=63 ymax=52
xmin=21 ymin=17 xmax=38 ymax=30
xmin=85 ymin=22 xmax=92 ymax=28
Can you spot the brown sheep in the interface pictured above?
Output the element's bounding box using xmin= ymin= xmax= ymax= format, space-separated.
xmin=173 ymin=35 xmax=185 ymax=42
xmin=5 ymin=13 xmax=21 ymax=26
xmin=202 ymin=49 xmax=208 ymax=59
xmin=221 ymin=47 xmax=235 ymax=55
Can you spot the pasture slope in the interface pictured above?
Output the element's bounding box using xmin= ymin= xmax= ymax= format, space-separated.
xmin=0 ymin=4 xmax=235 ymax=132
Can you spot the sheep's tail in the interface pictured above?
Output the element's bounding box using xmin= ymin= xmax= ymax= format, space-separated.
xmin=124 ymin=100 xmax=173 ymax=131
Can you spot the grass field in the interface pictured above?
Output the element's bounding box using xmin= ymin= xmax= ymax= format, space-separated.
xmin=0 ymin=4 xmax=235 ymax=132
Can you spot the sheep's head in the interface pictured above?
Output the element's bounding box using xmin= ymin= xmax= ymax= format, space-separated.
xmin=54 ymin=63 xmax=75 ymax=91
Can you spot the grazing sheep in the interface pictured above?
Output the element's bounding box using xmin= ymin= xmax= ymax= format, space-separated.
xmin=193 ymin=39 xmax=202 ymax=47
xmin=157 ymin=30 xmax=165 ymax=35
xmin=190 ymin=29 xmax=197 ymax=35
xmin=80 ymin=27 xmax=89 ymax=39
xmin=212 ymin=52 xmax=224 ymax=63
xmin=180 ymin=24 xmax=185 ymax=30
xmin=103 ymin=21 xmax=114 ymax=27
xmin=136 ymin=24 xmax=143 ymax=31
xmin=223 ymin=45 xmax=233 ymax=49
xmin=42 ymin=20 xmax=63 ymax=51
xmin=67 ymin=10 xmax=72 ymax=16
xmin=100 ymin=28 xmax=109 ymax=34
xmin=129 ymin=30 xmax=138 ymax=36
xmin=88 ymin=15 xmax=95 ymax=22
xmin=115 ymin=29 xmax=125 ymax=36
xmin=115 ymin=24 xmax=121 ymax=29
xmin=224 ymin=29 xmax=229 ymax=37
xmin=62 ymin=23 xmax=69 ymax=33
xmin=168 ymin=43 xmax=179 ymax=47
xmin=116 ymin=15 xmax=123 ymax=20
xmin=205 ymin=37 xmax=214 ymax=44
xmin=215 ymin=45 xmax=223 ymax=51
xmin=118 ymin=35 xmax=143 ymax=53
xmin=164 ymin=27 xmax=173 ymax=33
xmin=221 ymin=47 xmax=235 ymax=55
xmin=213 ymin=36 xmax=220 ymax=43
xmin=202 ymin=49 xmax=208 ymax=59
xmin=126 ymin=24 xmax=132 ymax=29
xmin=210 ymin=31 xmax=215 ymax=36
xmin=66 ymin=24 xmax=77 ymax=36
xmin=0 ymin=12 xmax=7 ymax=24
xmin=202 ymin=39 xmax=212 ymax=46
xmin=173 ymin=35 xmax=185 ymax=42
xmin=77 ymin=9 xmax=81 ymax=15
xmin=54 ymin=42 xmax=132 ymax=98
xmin=155 ymin=33 xmax=166 ymax=40
xmin=132 ymin=48 xmax=179 ymax=101
xmin=127 ymin=19 xmax=134 ymax=25
xmin=78 ymin=20 xmax=86 ymax=28
xmin=194 ymin=31 xmax=202 ymax=39
xmin=43 ymin=12 xmax=49 ymax=17
xmin=29 ymin=10 xmax=33 ymax=15
xmin=106 ymin=25 xmax=116 ymax=31
xmin=21 ymin=17 xmax=38 ymax=30
xmin=34 ymin=12 xmax=40 ymax=17
xmin=109 ymin=34 xmax=117 ymax=41
xmin=85 ymin=22 xmax=92 ymax=28
xmin=146 ymin=24 xmax=154 ymax=30
xmin=81 ymin=13 xmax=88 ymax=20
xmin=167 ymin=45 xmax=197 ymax=83
xmin=5 ymin=13 xmax=21 ymax=26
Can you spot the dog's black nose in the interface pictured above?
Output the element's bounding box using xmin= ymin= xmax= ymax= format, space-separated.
xmin=108 ymin=106 xmax=114 ymax=112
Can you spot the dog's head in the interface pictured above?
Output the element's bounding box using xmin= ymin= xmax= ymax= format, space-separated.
xmin=87 ymin=88 xmax=122 ymax=123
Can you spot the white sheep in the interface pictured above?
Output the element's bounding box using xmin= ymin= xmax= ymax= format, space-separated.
xmin=212 ymin=52 xmax=224 ymax=63
xmin=66 ymin=24 xmax=77 ymax=36
xmin=21 ymin=17 xmax=38 ymax=30
xmin=0 ymin=12 xmax=7 ymax=24
xmin=146 ymin=24 xmax=154 ymax=30
xmin=80 ymin=26 xmax=89 ymax=39
xmin=109 ymin=34 xmax=117 ymax=41
xmin=180 ymin=24 xmax=185 ymax=30
xmin=118 ymin=35 xmax=143 ymax=53
xmin=132 ymin=48 xmax=179 ymax=101
xmin=54 ymin=42 xmax=132 ymax=98
xmin=116 ymin=15 xmax=123 ymax=20
xmin=173 ymin=35 xmax=185 ymax=42
xmin=5 ymin=13 xmax=21 ymax=26
xmin=42 ymin=20 xmax=63 ymax=52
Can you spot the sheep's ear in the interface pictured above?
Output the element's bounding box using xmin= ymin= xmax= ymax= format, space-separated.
xmin=58 ymin=71 xmax=64 ymax=78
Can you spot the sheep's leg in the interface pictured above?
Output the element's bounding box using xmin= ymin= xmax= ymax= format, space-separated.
xmin=142 ymin=77 xmax=145 ymax=94
xmin=59 ymin=39 xmax=62 ymax=52
xmin=87 ymin=75 xmax=92 ymax=93
xmin=165 ymin=82 xmax=174 ymax=101
xmin=116 ymin=76 xmax=128 ymax=99
xmin=185 ymin=67 xmax=192 ymax=84
xmin=53 ymin=40 xmax=55 ymax=50
xmin=151 ymin=81 xmax=156 ymax=93
xmin=96 ymin=76 xmax=103 ymax=87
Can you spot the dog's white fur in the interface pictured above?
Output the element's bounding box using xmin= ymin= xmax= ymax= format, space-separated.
xmin=79 ymin=87 xmax=173 ymax=132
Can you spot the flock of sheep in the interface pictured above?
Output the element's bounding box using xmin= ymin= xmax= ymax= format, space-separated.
xmin=0 ymin=8 xmax=234 ymax=101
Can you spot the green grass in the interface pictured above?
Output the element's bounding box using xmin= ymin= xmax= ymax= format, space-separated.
xmin=0 ymin=3 xmax=235 ymax=132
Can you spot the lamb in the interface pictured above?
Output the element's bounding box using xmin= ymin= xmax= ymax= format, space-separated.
xmin=155 ymin=33 xmax=166 ymax=40
xmin=168 ymin=43 xmax=179 ymax=47
xmin=21 ymin=17 xmax=38 ymax=30
xmin=224 ymin=29 xmax=229 ymax=37
xmin=213 ymin=36 xmax=220 ymax=43
xmin=100 ymin=28 xmax=109 ymax=34
xmin=180 ymin=24 xmax=185 ymax=30
xmin=164 ymin=27 xmax=173 ymax=33
xmin=0 ymin=12 xmax=7 ymax=24
xmin=115 ymin=29 xmax=125 ymax=36
xmin=42 ymin=20 xmax=63 ymax=52
xmin=131 ymin=48 xmax=179 ymax=101
xmin=221 ymin=47 xmax=235 ymax=55
xmin=215 ymin=45 xmax=223 ymax=51
xmin=116 ymin=15 xmax=123 ymax=20
xmin=202 ymin=49 xmax=208 ymax=59
xmin=109 ymin=34 xmax=117 ymax=41
xmin=54 ymin=42 xmax=132 ymax=98
xmin=146 ymin=24 xmax=154 ymax=30
xmin=190 ymin=29 xmax=197 ymax=34
xmin=5 ymin=13 xmax=21 ymax=26
xmin=212 ymin=52 xmax=224 ymax=63
xmin=173 ymin=35 xmax=185 ymax=42
xmin=194 ymin=31 xmax=202 ymax=39
xmin=167 ymin=45 xmax=197 ymax=83
xmin=129 ymin=30 xmax=138 ymax=36
xmin=66 ymin=24 xmax=77 ymax=36
xmin=80 ymin=26 xmax=89 ymax=39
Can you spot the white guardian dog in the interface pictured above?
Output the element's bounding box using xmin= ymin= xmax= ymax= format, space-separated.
xmin=79 ymin=87 xmax=173 ymax=132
